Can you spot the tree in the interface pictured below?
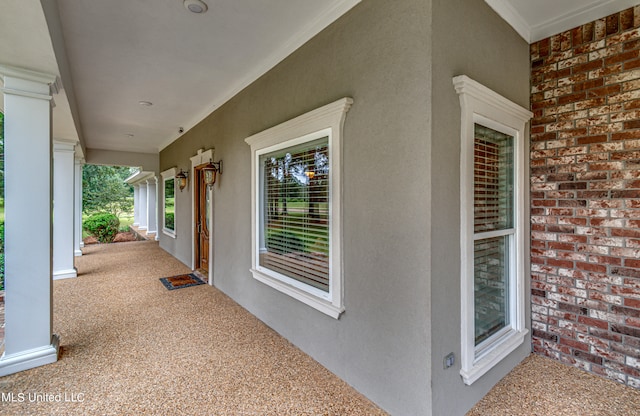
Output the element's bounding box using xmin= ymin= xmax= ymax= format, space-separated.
xmin=82 ymin=164 xmax=135 ymax=217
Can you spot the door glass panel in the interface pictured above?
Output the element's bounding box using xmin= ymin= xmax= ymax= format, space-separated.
xmin=205 ymin=183 xmax=211 ymax=233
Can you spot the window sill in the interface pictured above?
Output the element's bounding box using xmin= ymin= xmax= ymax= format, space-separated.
xmin=460 ymin=328 xmax=528 ymax=385
xmin=250 ymin=268 xmax=344 ymax=319
xmin=162 ymin=228 xmax=176 ymax=239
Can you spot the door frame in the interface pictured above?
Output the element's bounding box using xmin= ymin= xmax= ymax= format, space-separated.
xmin=193 ymin=164 xmax=212 ymax=277
xmin=190 ymin=148 xmax=215 ymax=285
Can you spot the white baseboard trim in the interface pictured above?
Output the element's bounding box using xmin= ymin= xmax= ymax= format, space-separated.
xmin=0 ymin=334 xmax=59 ymax=377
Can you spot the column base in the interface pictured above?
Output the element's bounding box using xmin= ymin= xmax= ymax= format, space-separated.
xmin=79 ymin=242 xmax=85 ymax=248
xmin=53 ymin=268 xmax=78 ymax=280
xmin=0 ymin=334 xmax=59 ymax=377
xmin=74 ymin=249 xmax=83 ymax=257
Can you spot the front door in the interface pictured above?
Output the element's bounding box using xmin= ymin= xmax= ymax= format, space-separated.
xmin=194 ymin=166 xmax=210 ymax=275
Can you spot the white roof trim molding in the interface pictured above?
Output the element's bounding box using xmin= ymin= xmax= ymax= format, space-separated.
xmin=486 ymin=0 xmax=640 ymax=44
xmin=484 ymin=0 xmax=531 ymax=43
xmin=530 ymin=0 xmax=640 ymax=43
xmin=125 ymin=170 xmax=155 ymax=185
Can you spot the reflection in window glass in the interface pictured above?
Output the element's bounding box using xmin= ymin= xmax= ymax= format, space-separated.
xmin=473 ymin=123 xmax=514 ymax=347
xmin=164 ymin=178 xmax=175 ymax=232
xmin=259 ymin=137 xmax=330 ymax=292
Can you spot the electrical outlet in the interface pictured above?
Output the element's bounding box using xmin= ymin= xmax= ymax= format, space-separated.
xmin=444 ymin=353 xmax=455 ymax=369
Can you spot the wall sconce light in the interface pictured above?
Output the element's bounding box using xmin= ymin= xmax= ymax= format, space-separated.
xmin=176 ymin=169 xmax=189 ymax=191
xmin=203 ymin=159 xmax=222 ymax=187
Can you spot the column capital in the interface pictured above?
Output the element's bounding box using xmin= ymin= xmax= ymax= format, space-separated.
xmin=0 ymin=65 xmax=57 ymax=99
xmin=53 ymin=139 xmax=77 ymax=152
xmin=0 ymin=65 xmax=57 ymax=85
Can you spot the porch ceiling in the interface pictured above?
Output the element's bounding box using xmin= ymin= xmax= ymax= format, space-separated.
xmin=1 ymin=0 xmax=361 ymax=157
xmin=1 ymin=0 xmax=637 ymax=159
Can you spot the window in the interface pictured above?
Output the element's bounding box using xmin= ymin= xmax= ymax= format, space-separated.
xmin=454 ymin=75 xmax=531 ymax=385
xmin=161 ymin=168 xmax=177 ymax=238
xmin=260 ymin=137 xmax=330 ymax=292
xmin=245 ymin=98 xmax=353 ymax=318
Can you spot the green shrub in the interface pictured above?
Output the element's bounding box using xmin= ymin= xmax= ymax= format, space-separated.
xmin=83 ymin=213 xmax=120 ymax=243
xmin=0 ymin=221 xmax=4 ymax=253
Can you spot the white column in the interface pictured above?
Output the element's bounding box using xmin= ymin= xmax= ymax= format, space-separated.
xmin=74 ymin=158 xmax=84 ymax=255
xmin=0 ymin=65 xmax=59 ymax=376
xmin=139 ymin=182 xmax=148 ymax=230
xmin=52 ymin=140 xmax=78 ymax=279
xmin=132 ymin=184 xmax=140 ymax=227
xmin=146 ymin=177 xmax=157 ymax=237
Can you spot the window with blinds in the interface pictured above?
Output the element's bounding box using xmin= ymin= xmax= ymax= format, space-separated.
xmin=473 ymin=123 xmax=514 ymax=347
xmin=455 ymin=75 xmax=530 ymax=385
xmin=259 ymin=137 xmax=330 ymax=292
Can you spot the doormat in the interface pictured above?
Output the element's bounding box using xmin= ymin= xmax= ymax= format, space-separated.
xmin=159 ymin=273 xmax=205 ymax=290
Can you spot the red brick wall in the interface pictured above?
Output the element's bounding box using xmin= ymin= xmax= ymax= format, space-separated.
xmin=530 ymin=6 xmax=640 ymax=388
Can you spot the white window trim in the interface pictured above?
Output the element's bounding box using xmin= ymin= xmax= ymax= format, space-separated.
xmin=454 ymin=75 xmax=532 ymax=385
xmin=160 ymin=167 xmax=177 ymax=238
xmin=244 ymin=97 xmax=353 ymax=319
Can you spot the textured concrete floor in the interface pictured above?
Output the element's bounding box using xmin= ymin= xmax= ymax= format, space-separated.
xmin=468 ymin=353 xmax=640 ymax=416
xmin=1 ymin=240 xmax=639 ymax=415
xmin=0 ymin=241 xmax=385 ymax=415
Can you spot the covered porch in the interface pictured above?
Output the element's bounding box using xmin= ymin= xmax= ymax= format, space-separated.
xmin=0 ymin=240 xmax=637 ymax=414
xmin=0 ymin=240 xmax=385 ymax=415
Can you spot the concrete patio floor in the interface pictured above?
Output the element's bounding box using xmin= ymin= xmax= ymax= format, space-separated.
xmin=0 ymin=240 xmax=638 ymax=415
xmin=0 ymin=241 xmax=384 ymax=415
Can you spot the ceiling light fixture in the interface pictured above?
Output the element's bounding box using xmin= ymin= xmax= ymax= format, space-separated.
xmin=138 ymin=100 xmax=153 ymax=107
xmin=184 ymin=0 xmax=208 ymax=14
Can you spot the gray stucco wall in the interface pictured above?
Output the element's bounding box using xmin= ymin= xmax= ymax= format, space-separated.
xmin=160 ymin=1 xmax=432 ymax=414
xmin=429 ymin=0 xmax=532 ymax=415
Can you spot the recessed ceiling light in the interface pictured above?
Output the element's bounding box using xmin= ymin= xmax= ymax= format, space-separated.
xmin=138 ymin=100 xmax=153 ymax=107
xmin=184 ymin=0 xmax=207 ymax=14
